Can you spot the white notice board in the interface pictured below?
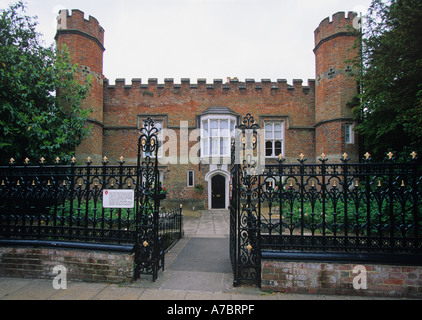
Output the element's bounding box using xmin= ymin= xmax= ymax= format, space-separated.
xmin=103 ymin=190 xmax=135 ymax=209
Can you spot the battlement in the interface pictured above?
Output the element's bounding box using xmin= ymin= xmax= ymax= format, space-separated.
xmin=103 ymin=78 xmax=316 ymax=94
xmin=314 ymin=11 xmax=358 ymax=50
xmin=56 ymin=9 xmax=104 ymax=48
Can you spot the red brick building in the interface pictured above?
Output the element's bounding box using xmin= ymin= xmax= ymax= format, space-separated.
xmin=55 ymin=10 xmax=360 ymax=210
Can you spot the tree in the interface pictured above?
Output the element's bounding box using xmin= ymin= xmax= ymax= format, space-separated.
xmin=353 ymin=0 xmax=422 ymax=161
xmin=0 ymin=1 xmax=92 ymax=164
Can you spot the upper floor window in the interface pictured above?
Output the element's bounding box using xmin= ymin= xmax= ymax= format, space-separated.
xmin=201 ymin=116 xmax=236 ymax=158
xmin=265 ymin=121 xmax=284 ymax=158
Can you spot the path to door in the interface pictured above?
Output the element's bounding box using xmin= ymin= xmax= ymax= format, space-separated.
xmin=134 ymin=210 xmax=242 ymax=294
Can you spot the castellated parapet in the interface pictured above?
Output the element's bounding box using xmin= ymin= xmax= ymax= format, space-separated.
xmin=103 ymin=78 xmax=316 ymax=95
xmin=57 ymin=9 xmax=105 ymax=48
xmin=314 ymin=11 xmax=358 ymax=49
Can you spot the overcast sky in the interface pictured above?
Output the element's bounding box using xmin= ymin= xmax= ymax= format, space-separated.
xmin=1 ymin=0 xmax=371 ymax=84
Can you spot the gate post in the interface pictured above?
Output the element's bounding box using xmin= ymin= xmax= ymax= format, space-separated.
xmin=230 ymin=141 xmax=239 ymax=286
xmin=230 ymin=114 xmax=262 ymax=287
xmin=133 ymin=118 xmax=163 ymax=281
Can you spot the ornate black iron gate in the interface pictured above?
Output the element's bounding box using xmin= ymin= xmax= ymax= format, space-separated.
xmin=133 ymin=118 xmax=164 ymax=281
xmin=230 ymin=114 xmax=262 ymax=287
xmin=229 ymin=114 xmax=422 ymax=288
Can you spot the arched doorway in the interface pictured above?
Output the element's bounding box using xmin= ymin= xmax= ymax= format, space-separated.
xmin=205 ymin=169 xmax=230 ymax=210
xmin=211 ymin=175 xmax=226 ymax=209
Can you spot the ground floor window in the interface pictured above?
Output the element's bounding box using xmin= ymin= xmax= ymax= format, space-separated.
xmin=187 ymin=170 xmax=195 ymax=187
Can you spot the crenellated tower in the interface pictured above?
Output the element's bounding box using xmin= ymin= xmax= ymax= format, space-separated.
xmin=55 ymin=9 xmax=105 ymax=163
xmin=314 ymin=12 xmax=359 ymax=162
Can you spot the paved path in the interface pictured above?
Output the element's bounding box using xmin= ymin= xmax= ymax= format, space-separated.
xmin=0 ymin=210 xmax=401 ymax=300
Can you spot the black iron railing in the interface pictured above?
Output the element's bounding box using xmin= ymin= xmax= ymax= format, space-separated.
xmin=0 ymin=118 xmax=182 ymax=282
xmin=230 ymin=113 xmax=422 ymax=288
xmin=258 ymin=154 xmax=422 ymax=254
xmin=159 ymin=206 xmax=184 ymax=252
xmin=0 ymin=158 xmax=183 ymax=253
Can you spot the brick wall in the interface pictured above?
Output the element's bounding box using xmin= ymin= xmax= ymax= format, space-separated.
xmin=0 ymin=247 xmax=134 ymax=284
xmin=262 ymin=260 xmax=422 ymax=298
xmin=102 ymin=77 xmax=317 ymax=162
xmin=76 ymin=122 xmax=104 ymax=164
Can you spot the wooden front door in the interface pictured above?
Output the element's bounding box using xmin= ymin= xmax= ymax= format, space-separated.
xmin=211 ymin=175 xmax=226 ymax=209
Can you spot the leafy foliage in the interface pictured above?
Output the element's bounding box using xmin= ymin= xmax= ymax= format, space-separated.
xmin=0 ymin=1 xmax=92 ymax=164
xmin=353 ymin=0 xmax=422 ymax=161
